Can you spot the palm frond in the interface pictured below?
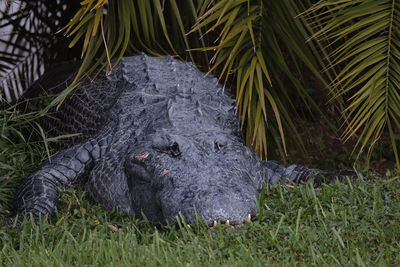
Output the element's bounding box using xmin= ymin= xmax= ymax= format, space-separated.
xmin=62 ymin=0 xmax=209 ymax=86
xmin=191 ymin=0 xmax=327 ymax=159
xmin=305 ymin=0 xmax=400 ymax=169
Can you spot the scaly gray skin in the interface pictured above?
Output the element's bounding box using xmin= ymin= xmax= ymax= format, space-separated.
xmin=13 ymin=55 xmax=355 ymax=226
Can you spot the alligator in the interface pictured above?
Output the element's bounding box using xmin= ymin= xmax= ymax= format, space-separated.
xmin=9 ymin=54 xmax=355 ymax=226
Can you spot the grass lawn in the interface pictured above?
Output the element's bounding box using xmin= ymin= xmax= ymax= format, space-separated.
xmin=1 ymin=106 xmax=400 ymax=266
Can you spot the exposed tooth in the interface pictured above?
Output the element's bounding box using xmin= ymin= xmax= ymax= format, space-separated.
xmin=246 ymin=214 xmax=251 ymax=223
xmin=225 ymin=220 xmax=230 ymax=226
xmin=213 ymin=221 xmax=217 ymax=227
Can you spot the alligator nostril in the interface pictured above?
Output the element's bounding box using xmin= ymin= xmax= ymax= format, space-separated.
xmin=214 ymin=141 xmax=222 ymax=152
xmin=170 ymin=142 xmax=181 ymax=157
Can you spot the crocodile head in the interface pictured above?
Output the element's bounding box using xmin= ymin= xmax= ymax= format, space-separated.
xmin=123 ymin=93 xmax=261 ymax=226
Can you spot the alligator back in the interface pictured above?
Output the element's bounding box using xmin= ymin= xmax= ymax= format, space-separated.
xmin=26 ymin=54 xmax=239 ymax=146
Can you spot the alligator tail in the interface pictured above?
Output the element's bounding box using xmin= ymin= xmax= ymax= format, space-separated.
xmin=262 ymin=160 xmax=356 ymax=186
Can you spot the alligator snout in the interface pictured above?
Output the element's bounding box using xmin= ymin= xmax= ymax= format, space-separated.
xmin=157 ymin=172 xmax=260 ymax=225
xmin=172 ymin=193 xmax=258 ymax=226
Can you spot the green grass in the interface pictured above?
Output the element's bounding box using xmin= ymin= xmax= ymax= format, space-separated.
xmin=1 ymin=106 xmax=400 ymax=266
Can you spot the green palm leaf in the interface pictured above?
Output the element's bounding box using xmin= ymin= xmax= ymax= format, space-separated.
xmin=191 ymin=0 xmax=328 ymax=159
xmin=62 ymin=1 xmax=208 ymax=84
xmin=305 ymin=0 xmax=400 ymax=169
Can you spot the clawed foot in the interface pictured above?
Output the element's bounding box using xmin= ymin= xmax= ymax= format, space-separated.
xmin=1 ymin=213 xmax=47 ymax=228
xmin=1 ymin=216 xmax=20 ymax=228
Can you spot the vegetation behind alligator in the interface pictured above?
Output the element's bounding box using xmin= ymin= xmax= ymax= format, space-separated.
xmin=11 ymin=55 xmax=355 ymax=226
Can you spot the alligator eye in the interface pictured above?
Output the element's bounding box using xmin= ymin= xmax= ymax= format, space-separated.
xmin=170 ymin=142 xmax=181 ymax=157
xmin=214 ymin=141 xmax=223 ymax=152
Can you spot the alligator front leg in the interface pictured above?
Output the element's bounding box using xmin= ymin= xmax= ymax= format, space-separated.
xmin=262 ymin=160 xmax=356 ymax=187
xmin=9 ymin=138 xmax=105 ymax=225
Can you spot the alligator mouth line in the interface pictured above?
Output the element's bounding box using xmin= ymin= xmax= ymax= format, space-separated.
xmin=183 ymin=214 xmax=252 ymax=231
xmin=212 ymin=213 xmax=252 ymax=227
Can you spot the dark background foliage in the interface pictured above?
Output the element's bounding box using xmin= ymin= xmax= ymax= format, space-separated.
xmin=0 ymin=0 xmax=82 ymax=102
